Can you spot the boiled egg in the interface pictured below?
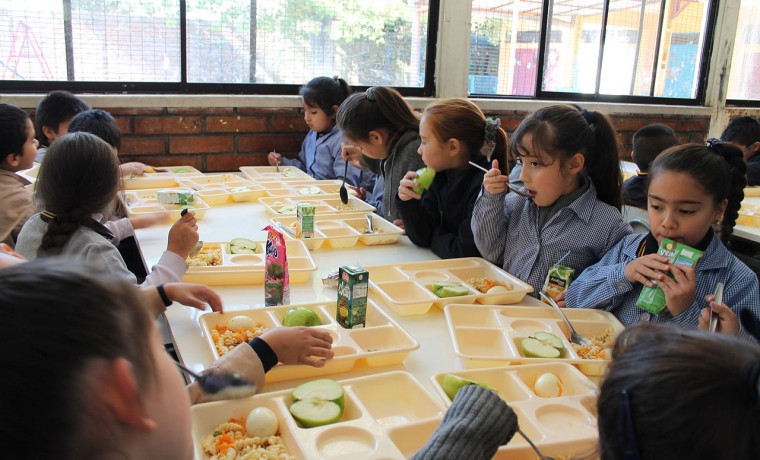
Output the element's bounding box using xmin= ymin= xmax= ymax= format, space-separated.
xmin=534 ymin=372 xmax=563 ymax=398
xmin=227 ymin=315 xmax=255 ymax=331
xmin=246 ymin=407 xmax=279 ymax=437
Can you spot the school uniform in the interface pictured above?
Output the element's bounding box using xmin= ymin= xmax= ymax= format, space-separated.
xmin=472 ymin=179 xmax=632 ymax=295
xmin=0 ymin=169 xmax=34 ymax=247
xmin=565 ymin=231 xmax=760 ymax=342
xmin=373 ymin=129 xmax=425 ymax=222
xmin=747 ymin=154 xmax=760 ymax=186
xmin=282 ymin=125 xmax=363 ymax=185
xmin=622 ymin=173 xmax=648 ymax=209
xmin=396 ymin=155 xmax=487 ymax=259
xmin=16 ymin=214 xmax=186 ymax=287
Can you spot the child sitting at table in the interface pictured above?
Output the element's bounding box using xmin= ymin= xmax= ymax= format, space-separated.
xmin=0 ymin=259 xmax=336 ymax=459
xmin=337 ymin=86 xmax=425 ymax=225
xmin=0 ymin=103 xmax=38 ymax=248
xmin=68 ymin=108 xmax=146 ymax=176
xmin=566 ymin=141 xmax=760 ymax=341
xmin=720 ymin=115 xmax=760 ymax=186
xmin=397 ymin=98 xmax=506 ymax=259
xmin=34 ymin=90 xmax=90 ymax=163
xmin=471 ymin=104 xmax=632 ymax=296
xmin=15 ymin=132 xmax=198 ymax=287
xmin=622 ymin=124 xmax=678 ymax=210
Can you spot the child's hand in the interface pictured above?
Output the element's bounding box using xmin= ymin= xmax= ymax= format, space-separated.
xmin=393 ymin=218 xmax=405 ymax=231
xmin=268 ymin=151 xmax=283 ymax=166
xmin=260 ymin=327 xmax=334 ymax=367
xmin=167 ymin=210 xmax=199 ymax=259
xmin=698 ymin=294 xmax=739 ymax=335
xmin=658 ymin=264 xmax=697 ymax=317
xmin=129 ymin=212 xmax=170 ymax=229
xmin=482 ymin=160 xmax=509 ymax=195
xmin=163 ymin=283 xmax=223 ymax=312
xmin=346 ymin=184 xmax=366 ymax=201
xmin=398 ymin=170 xmax=423 ymax=202
xmin=624 ymin=254 xmax=670 ymax=287
xmin=120 ymin=162 xmax=146 ymax=177
xmin=552 ymin=291 xmax=567 ymax=308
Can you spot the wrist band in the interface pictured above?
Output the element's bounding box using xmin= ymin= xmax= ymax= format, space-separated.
xmin=156 ymin=284 xmax=172 ymax=307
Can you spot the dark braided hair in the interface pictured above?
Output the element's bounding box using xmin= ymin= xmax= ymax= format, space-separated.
xmin=649 ymin=142 xmax=747 ymax=245
xmin=35 ymin=132 xmax=120 ymax=255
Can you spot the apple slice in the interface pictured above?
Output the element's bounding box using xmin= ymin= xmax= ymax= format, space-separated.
xmin=521 ymin=337 xmax=561 ymax=358
xmin=442 ymin=374 xmax=495 ymax=401
xmin=533 ymin=332 xmax=565 ymax=353
xmin=431 ymin=281 xmax=470 ymax=298
xmin=289 ymin=379 xmax=345 ymax=428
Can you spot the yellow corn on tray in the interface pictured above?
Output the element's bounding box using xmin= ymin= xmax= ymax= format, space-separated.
xmin=431 ymin=362 xmax=599 ymax=460
xmin=270 ymin=212 xmax=403 ymax=249
xmin=124 ymin=188 xmax=210 ymax=220
xmin=176 ymin=174 xmax=266 ymax=204
xmin=182 ymin=239 xmax=315 ymax=285
xmin=198 ymin=299 xmax=419 ymax=383
xmin=123 ymin=165 xmax=203 ymax=189
xmin=260 ymin=195 xmax=376 ymax=216
xmin=444 ymin=304 xmax=624 ymax=376
xmin=240 ymin=165 xmax=314 ymax=182
xmin=191 ymin=371 xmax=445 ymax=460
xmin=366 ymin=257 xmax=534 ymax=316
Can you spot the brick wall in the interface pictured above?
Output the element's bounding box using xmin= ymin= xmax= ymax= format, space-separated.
xmin=29 ymin=105 xmax=710 ymax=172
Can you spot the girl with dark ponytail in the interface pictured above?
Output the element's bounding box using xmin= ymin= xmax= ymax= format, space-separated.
xmin=567 ymin=141 xmax=760 ymax=341
xmin=15 ymin=132 xmax=200 ymax=287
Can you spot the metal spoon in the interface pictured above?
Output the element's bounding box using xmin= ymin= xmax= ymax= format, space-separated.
xmin=468 ymin=161 xmax=532 ymax=198
xmin=174 ymin=360 xmax=257 ymax=400
xmin=339 ymin=160 xmax=349 ymax=205
xmin=363 ymin=214 xmax=374 ymax=233
xmin=518 ymin=429 xmax=555 ymax=460
xmin=274 ymin=149 xmax=280 ymax=172
xmin=539 ymin=291 xmax=592 ymax=347
xmin=709 ymin=282 xmax=723 ymax=333
xmin=276 ymin=221 xmax=297 ymax=237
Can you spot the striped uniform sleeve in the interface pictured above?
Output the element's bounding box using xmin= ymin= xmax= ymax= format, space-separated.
xmin=566 ymin=238 xmax=635 ymax=311
xmin=471 ymin=189 xmax=508 ymax=266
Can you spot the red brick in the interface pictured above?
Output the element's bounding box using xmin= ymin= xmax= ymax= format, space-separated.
xmin=120 ymin=137 xmax=165 ymax=155
xmin=121 ymin=155 xmax=203 ymax=171
xmin=115 ymin=117 xmax=131 ymax=135
xmin=271 ymin=115 xmax=307 ymax=132
xmin=206 ymin=116 xmax=268 ymax=133
xmin=676 ymin=118 xmax=709 ymax=132
xmin=107 ymin=107 xmax=165 ymax=116
xmin=688 ymin=133 xmax=707 ymax=143
xmin=612 ymin=117 xmax=651 ymax=132
xmin=167 ymin=107 xmax=234 ymax=115
xmin=238 ymin=107 xmax=300 ymax=115
xmin=135 ymin=116 xmax=202 ymax=135
xmin=205 ymin=153 xmax=268 ymax=172
xmin=170 ymin=136 xmax=233 ymax=154
xmin=238 ymin=135 xmax=302 ymax=153
xmin=498 ymin=116 xmax=524 ymax=132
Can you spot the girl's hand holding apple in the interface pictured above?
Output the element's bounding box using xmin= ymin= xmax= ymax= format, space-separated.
xmin=398 ymin=170 xmax=423 ymax=202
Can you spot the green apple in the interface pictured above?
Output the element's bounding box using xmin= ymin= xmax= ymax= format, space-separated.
xmin=431 ymin=281 xmax=470 ymax=298
xmin=289 ymin=379 xmax=345 ymax=428
xmin=533 ymin=332 xmax=564 ymax=353
xmin=442 ymin=374 xmax=494 ymax=401
xmin=282 ymin=307 xmax=322 ymax=327
xmin=412 ymin=167 xmax=436 ymax=194
xmin=230 ymin=237 xmax=258 ymax=254
xmin=521 ymin=337 xmax=561 ymax=358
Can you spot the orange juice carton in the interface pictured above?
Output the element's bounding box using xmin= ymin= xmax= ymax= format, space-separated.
xmin=263 ymin=225 xmax=289 ymax=306
xmin=336 ymin=265 xmax=368 ymax=329
xmin=636 ymin=238 xmax=703 ymax=316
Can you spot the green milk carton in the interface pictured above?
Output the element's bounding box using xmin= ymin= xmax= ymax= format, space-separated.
xmin=336 ymin=265 xmax=368 ymax=329
xmin=636 ymin=238 xmax=704 ymax=316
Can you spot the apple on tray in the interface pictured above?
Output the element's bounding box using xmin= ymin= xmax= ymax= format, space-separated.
xmin=442 ymin=374 xmax=495 ymax=401
xmin=282 ymin=306 xmax=322 ymax=327
xmin=289 ymin=379 xmax=345 ymax=428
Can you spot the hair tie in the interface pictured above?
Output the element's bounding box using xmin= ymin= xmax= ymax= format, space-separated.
xmin=706 ymin=138 xmax=724 ymax=150
xmin=41 ymin=210 xmax=57 ymax=220
xmin=580 ymin=109 xmax=597 ymax=126
xmin=481 ymin=117 xmax=501 ymax=156
xmin=332 ymin=75 xmax=340 ymax=82
xmin=618 ymin=389 xmax=641 ymax=460
xmin=741 ymin=358 xmax=760 ymax=403
xmin=365 ymin=87 xmax=376 ymax=102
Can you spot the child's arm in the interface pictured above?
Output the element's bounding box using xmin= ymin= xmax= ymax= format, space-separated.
xmin=471 ymin=161 xmax=509 ymax=265
xmin=698 ymin=295 xmax=739 ymax=335
xmin=119 ymin=162 xmax=146 ymax=177
xmin=139 ymin=211 xmax=198 ymax=287
xmin=279 ymin=135 xmax=309 ymax=171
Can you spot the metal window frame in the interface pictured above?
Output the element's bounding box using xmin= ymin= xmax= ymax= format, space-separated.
xmin=0 ymin=0 xmax=440 ymax=97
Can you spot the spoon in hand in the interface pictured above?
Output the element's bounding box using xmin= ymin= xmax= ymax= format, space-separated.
xmin=468 ymin=161 xmax=531 ymax=197
xmin=339 ymin=160 xmax=349 ymax=205
xmin=174 ymin=360 xmax=257 ymax=400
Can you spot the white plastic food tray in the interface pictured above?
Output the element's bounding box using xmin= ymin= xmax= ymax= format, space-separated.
xmin=240 ymin=165 xmax=314 ymax=182
xmin=123 ymin=165 xmax=203 ymax=189
xmin=124 ymin=188 xmax=210 ymax=220
xmin=260 ymin=195 xmax=376 ymax=216
xmin=177 ymin=174 xmax=266 ymax=204
xmin=269 ymin=213 xmax=403 ymax=249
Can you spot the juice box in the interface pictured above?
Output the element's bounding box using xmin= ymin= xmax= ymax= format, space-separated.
xmin=296 ymin=202 xmax=315 ymax=238
xmin=542 ymin=264 xmax=576 ymax=301
xmin=263 ymin=225 xmax=290 ymax=306
xmin=156 ymin=189 xmax=196 ymax=205
xmin=336 ymin=265 xmax=368 ymax=329
xmin=636 ymin=238 xmax=704 ymax=316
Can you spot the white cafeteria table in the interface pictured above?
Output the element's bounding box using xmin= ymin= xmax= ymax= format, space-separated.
xmin=134 ymin=197 xmax=546 ymax=396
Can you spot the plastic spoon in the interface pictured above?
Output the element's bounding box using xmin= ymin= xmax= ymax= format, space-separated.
xmin=174 ymin=360 xmax=256 ymax=400
xmin=539 ymin=290 xmax=592 ymax=347
xmin=518 ymin=429 xmax=555 ymax=460
xmin=467 ymin=161 xmax=531 ymax=197
xmin=339 ymin=160 xmax=349 ymax=205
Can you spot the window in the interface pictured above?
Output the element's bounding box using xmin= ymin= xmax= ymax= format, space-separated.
xmin=726 ymin=0 xmax=760 ymax=105
xmin=470 ymin=0 xmax=715 ymax=103
xmin=0 ymin=0 xmax=437 ymax=94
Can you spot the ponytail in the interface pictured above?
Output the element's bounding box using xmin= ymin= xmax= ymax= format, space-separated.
xmin=580 ymin=109 xmax=623 ymax=210
xmin=39 ymin=209 xmax=94 ymax=256
xmin=707 ymin=139 xmax=747 ymax=244
xmin=336 ymin=86 xmax=418 ymax=142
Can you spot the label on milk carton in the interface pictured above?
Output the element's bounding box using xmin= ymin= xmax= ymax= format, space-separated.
xmin=337 ymin=265 xmax=368 ymax=329
xmin=636 ymin=238 xmax=703 ymax=316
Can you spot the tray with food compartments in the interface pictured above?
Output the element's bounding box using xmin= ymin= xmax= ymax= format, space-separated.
xmin=123 ymin=165 xmax=203 ymax=189
xmin=176 ymin=174 xmax=266 ymax=204
xmin=260 ymin=195 xmax=376 ymax=216
xmin=240 ymin=165 xmax=314 ymax=183
xmin=365 ymin=257 xmax=534 ymax=316
xmin=269 ymin=213 xmax=403 ymax=249
xmin=198 ymin=299 xmax=419 ymax=383
xmin=255 ymin=179 xmax=352 ymax=198
xmin=192 ymin=371 xmax=451 ymax=460
xmin=123 ymin=188 xmax=210 ymax=220
xmin=444 ymin=304 xmax=625 ymax=376
xmin=431 ymin=362 xmax=599 ymax=460
xmin=182 ymin=238 xmax=316 ymax=285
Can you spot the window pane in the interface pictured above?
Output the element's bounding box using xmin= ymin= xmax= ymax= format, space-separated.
xmin=727 ymin=0 xmax=760 ymax=102
xmin=187 ymin=0 xmax=431 ymax=87
xmin=470 ymin=0 xmax=542 ymax=96
xmin=1 ymin=1 xmax=67 ymax=80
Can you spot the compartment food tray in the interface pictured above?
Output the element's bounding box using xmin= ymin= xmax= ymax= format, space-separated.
xmin=176 ymin=174 xmax=266 ymax=204
xmin=260 ymin=195 xmax=376 ymax=216
xmin=445 ymin=304 xmax=624 ymax=376
xmin=431 ymin=363 xmax=599 ymax=460
xmin=124 ymin=189 xmax=210 ymax=220
xmin=240 ymin=165 xmax=314 ymax=182
xmin=198 ymin=299 xmax=419 ymax=382
xmin=366 ymin=257 xmax=534 ymax=316
xmin=123 ymin=165 xmax=203 ymax=189
xmin=183 ymin=239 xmax=316 ymax=285
xmin=192 ymin=371 xmax=445 ymax=460
xmin=259 ymin=179 xmax=350 ymax=198
xmin=738 ymin=203 xmax=760 ymax=227
xmin=269 ymin=213 xmax=403 ymax=249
